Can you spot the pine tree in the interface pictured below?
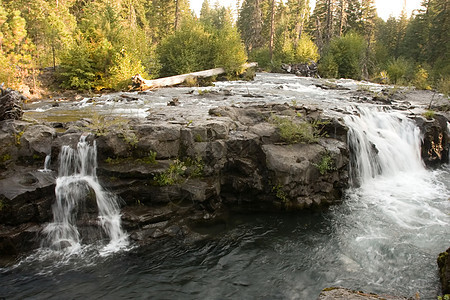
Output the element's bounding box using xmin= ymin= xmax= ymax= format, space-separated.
xmin=237 ymin=0 xmax=265 ymax=51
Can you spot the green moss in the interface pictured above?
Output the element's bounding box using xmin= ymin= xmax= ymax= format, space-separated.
xmin=0 ymin=154 xmax=12 ymax=163
xmin=14 ymin=131 xmax=24 ymax=145
xmin=194 ymin=134 xmax=203 ymax=142
xmin=272 ymin=184 xmax=288 ymax=203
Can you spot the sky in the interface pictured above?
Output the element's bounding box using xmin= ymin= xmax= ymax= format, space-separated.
xmin=190 ymin=0 xmax=424 ymax=21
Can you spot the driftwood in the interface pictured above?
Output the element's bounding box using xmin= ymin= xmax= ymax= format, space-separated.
xmin=132 ymin=62 xmax=258 ymax=91
xmin=0 ymin=84 xmax=24 ymax=121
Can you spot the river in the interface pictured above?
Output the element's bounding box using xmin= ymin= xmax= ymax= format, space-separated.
xmin=2 ymin=73 xmax=449 ymax=299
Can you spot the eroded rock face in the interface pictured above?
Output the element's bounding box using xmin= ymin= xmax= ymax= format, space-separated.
xmin=0 ymin=98 xmax=448 ymax=258
xmin=415 ymin=114 xmax=450 ymax=167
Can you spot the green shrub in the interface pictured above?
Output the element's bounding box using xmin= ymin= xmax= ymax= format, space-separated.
xmin=271 ymin=115 xmax=326 ymax=144
xmin=157 ymin=22 xmax=213 ymax=77
xmin=154 ymin=159 xmax=187 ymax=186
xmin=386 ymin=57 xmax=414 ymax=85
xmin=423 ymin=110 xmax=435 ymax=120
xmin=249 ymin=47 xmax=272 ymax=70
xmin=294 ymin=34 xmax=319 ymax=64
xmin=107 ymin=49 xmax=146 ymax=90
xmin=313 ymin=153 xmax=336 ymax=175
xmin=319 ymin=32 xmax=366 ymax=79
xmin=210 ymin=25 xmax=248 ymax=75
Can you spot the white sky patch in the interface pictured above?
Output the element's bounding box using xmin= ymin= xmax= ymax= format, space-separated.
xmin=190 ymin=0 xmax=424 ymax=21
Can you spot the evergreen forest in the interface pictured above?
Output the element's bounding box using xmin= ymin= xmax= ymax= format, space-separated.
xmin=0 ymin=0 xmax=448 ymax=94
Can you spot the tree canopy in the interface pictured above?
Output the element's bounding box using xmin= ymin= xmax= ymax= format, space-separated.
xmin=0 ymin=0 xmax=447 ymax=94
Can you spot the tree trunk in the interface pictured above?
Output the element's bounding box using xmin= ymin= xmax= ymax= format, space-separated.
xmin=131 ymin=63 xmax=258 ymax=90
xmin=269 ymin=0 xmax=276 ymax=61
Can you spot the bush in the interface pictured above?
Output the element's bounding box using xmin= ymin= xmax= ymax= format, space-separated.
xmin=413 ymin=66 xmax=431 ymax=90
xmin=249 ymin=47 xmax=272 ymax=70
xmin=319 ymin=32 xmax=366 ymax=79
xmin=271 ymin=115 xmax=326 ymax=144
xmin=210 ymin=25 xmax=248 ymax=75
xmin=58 ymin=33 xmax=98 ymax=90
xmin=386 ymin=57 xmax=413 ymax=85
xmin=157 ymin=22 xmax=213 ymax=77
xmin=294 ymin=34 xmax=319 ymax=63
xmin=107 ymin=49 xmax=146 ymax=90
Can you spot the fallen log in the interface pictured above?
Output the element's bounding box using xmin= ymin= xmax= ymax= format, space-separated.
xmin=131 ymin=62 xmax=258 ymax=91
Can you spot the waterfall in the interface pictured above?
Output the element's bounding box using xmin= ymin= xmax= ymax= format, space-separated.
xmin=344 ymin=107 xmax=423 ymax=186
xmin=38 ymin=154 xmax=52 ymax=172
xmin=43 ymin=135 xmax=128 ymax=253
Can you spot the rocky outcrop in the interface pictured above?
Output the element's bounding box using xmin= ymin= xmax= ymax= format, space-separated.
xmin=414 ymin=114 xmax=449 ymax=167
xmin=0 ymin=98 xmax=448 ymax=260
xmin=0 ymin=103 xmax=350 ymax=258
xmin=318 ymin=287 xmax=412 ymax=300
xmin=438 ymin=248 xmax=450 ymax=295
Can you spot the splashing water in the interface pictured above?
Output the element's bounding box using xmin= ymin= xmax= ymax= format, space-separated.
xmin=42 ymin=135 xmax=128 ymax=254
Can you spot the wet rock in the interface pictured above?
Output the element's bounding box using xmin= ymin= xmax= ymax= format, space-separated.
xmin=0 ymin=223 xmax=42 ymax=256
xmin=18 ymin=124 xmax=56 ymax=159
xmin=438 ymin=247 xmax=450 ymax=295
xmin=317 ymin=287 xmax=412 ymax=300
xmin=414 ymin=114 xmax=449 ymax=167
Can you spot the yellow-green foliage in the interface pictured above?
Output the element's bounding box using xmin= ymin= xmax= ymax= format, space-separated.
xmin=107 ymin=49 xmax=147 ymax=90
xmin=154 ymin=156 xmax=204 ymax=186
xmin=294 ymin=34 xmax=320 ymax=64
xmin=185 ymin=156 xmax=204 ymax=178
xmin=14 ymin=131 xmax=24 ymax=145
xmin=271 ymin=115 xmax=327 ymax=144
xmin=0 ymin=153 xmax=12 ymax=163
xmin=154 ymin=159 xmax=187 ymax=186
xmin=413 ymin=67 xmax=431 ymax=90
xmin=423 ymin=110 xmax=435 ymax=120
xmin=211 ymin=24 xmax=248 ymax=74
xmin=313 ymin=153 xmax=336 ymax=175
xmin=272 ymin=184 xmax=287 ymax=203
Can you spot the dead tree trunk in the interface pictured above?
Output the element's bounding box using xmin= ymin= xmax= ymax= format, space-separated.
xmin=132 ymin=62 xmax=258 ymax=91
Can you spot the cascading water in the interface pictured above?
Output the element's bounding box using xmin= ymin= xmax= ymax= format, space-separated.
xmin=345 ymin=107 xmax=424 ymax=184
xmin=336 ymin=107 xmax=450 ymax=296
xmin=42 ymin=135 xmax=128 ymax=254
